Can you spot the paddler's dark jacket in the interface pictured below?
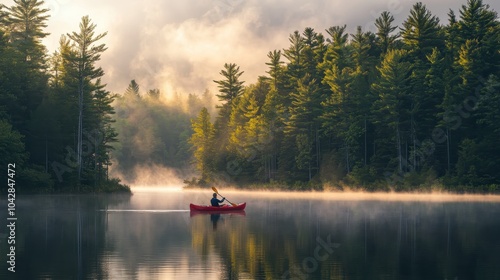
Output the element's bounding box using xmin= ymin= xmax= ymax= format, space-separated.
xmin=211 ymin=197 xmax=225 ymax=207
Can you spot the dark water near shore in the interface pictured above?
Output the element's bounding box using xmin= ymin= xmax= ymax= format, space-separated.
xmin=1 ymin=188 xmax=500 ymax=279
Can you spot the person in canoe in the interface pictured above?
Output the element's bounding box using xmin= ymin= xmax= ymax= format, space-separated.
xmin=211 ymin=193 xmax=226 ymax=207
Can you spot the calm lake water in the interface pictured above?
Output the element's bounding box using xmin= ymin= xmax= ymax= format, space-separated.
xmin=1 ymin=188 xmax=500 ymax=279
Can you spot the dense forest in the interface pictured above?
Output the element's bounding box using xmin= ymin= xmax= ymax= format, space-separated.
xmin=1 ymin=0 xmax=499 ymax=193
xmin=111 ymin=81 xmax=213 ymax=184
xmin=0 ymin=0 xmax=128 ymax=192
xmin=189 ymin=0 xmax=500 ymax=192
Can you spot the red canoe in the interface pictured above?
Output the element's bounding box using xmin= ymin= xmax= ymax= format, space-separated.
xmin=189 ymin=202 xmax=246 ymax=211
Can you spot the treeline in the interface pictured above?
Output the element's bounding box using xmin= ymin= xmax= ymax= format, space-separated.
xmin=190 ymin=0 xmax=500 ymax=191
xmin=111 ymin=80 xmax=214 ymax=183
xmin=0 ymin=0 xmax=128 ymax=193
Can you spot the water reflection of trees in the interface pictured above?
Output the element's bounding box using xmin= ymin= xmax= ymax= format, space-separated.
xmin=0 ymin=194 xmax=131 ymax=280
xmin=3 ymin=195 xmax=499 ymax=279
xmin=190 ymin=200 xmax=500 ymax=279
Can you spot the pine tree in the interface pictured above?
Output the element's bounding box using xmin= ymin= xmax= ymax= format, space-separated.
xmin=302 ymin=27 xmax=325 ymax=84
xmin=147 ymin=89 xmax=160 ymax=99
xmin=0 ymin=17 xmax=19 ymax=121
xmin=190 ymin=107 xmax=215 ymax=183
xmin=401 ymin=2 xmax=443 ymax=60
xmin=456 ymin=0 xmax=499 ymax=86
xmin=350 ymin=27 xmax=379 ymax=167
xmin=125 ymin=80 xmax=141 ymax=98
xmin=285 ymin=75 xmax=323 ymax=180
xmin=375 ymin=11 xmax=399 ymax=55
xmin=321 ymin=25 xmax=350 ymax=72
xmin=212 ymin=63 xmax=245 ymax=176
xmin=321 ymin=25 xmax=358 ymax=173
xmin=266 ymin=50 xmax=285 ymax=91
xmin=65 ymin=16 xmax=108 ymax=186
xmin=4 ymin=0 xmax=49 ymax=67
xmin=3 ymin=0 xmax=50 ymax=134
xmin=444 ymin=10 xmax=461 ymax=64
xmin=213 ymin=63 xmax=245 ymax=105
xmin=457 ymin=0 xmax=499 ymax=77
xmin=88 ymin=79 xmax=118 ymax=184
xmin=283 ymin=30 xmax=305 ymax=84
xmin=372 ymin=50 xmax=412 ymax=174
xmin=473 ymin=75 xmax=500 ymax=183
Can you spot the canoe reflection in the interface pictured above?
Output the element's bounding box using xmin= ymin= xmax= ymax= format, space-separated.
xmin=190 ymin=210 xmax=246 ymax=218
xmin=190 ymin=210 xmax=246 ymax=230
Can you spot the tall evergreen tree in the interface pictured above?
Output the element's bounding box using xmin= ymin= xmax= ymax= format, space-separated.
xmin=285 ymin=75 xmax=323 ymax=180
xmin=213 ymin=63 xmax=245 ymax=105
xmin=372 ymin=50 xmax=412 ymax=174
xmin=302 ymin=27 xmax=326 ymax=84
xmin=266 ymin=50 xmax=285 ymax=92
xmin=212 ymin=63 xmax=245 ymax=176
xmin=4 ymin=0 xmax=49 ymax=67
xmin=190 ymin=107 xmax=215 ymax=183
xmin=65 ymin=16 xmax=108 ymax=185
xmin=375 ymin=11 xmax=399 ymax=55
xmin=350 ymin=27 xmax=379 ymax=167
xmin=283 ymin=30 xmax=305 ymax=84
xmin=87 ymin=79 xmax=118 ymax=184
xmin=3 ymin=0 xmax=49 ymax=131
xmin=457 ymin=0 xmax=500 ymax=76
xmin=321 ymin=25 xmax=358 ymax=173
xmin=473 ymin=75 xmax=500 ymax=184
xmin=321 ymin=25 xmax=350 ymax=71
xmin=125 ymin=79 xmax=141 ymax=98
xmin=401 ymin=2 xmax=443 ymax=60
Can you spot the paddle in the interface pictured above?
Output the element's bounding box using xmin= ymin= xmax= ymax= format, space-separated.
xmin=212 ymin=187 xmax=237 ymax=207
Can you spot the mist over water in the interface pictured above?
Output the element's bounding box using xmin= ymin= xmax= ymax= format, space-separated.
xmin=110 ymin=164 xmax=187 ymax=188
xmin=180 ymin=187 xmax=500 ymax=203
xmin=1 ymin=189 xmax=500 ymax=279
xmin=110 ymin=92 xmax=206 ymax=187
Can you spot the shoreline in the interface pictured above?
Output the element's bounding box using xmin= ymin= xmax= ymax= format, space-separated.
xmin=182 ymin=182 xmax=500 ymax=196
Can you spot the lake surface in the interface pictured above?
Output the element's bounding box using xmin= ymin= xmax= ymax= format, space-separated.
xmin=1 ymin=188 xmax=500 ymax=279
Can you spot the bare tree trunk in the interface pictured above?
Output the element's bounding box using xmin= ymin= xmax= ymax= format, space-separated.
xmin=397 ymin=124 xmax=402 ymax=173
xmin=364 ymin=117 xmax=367 ymax=166
xmin=316 ymin=128 xmax=320 ymax=172
xmin=345 ymin=141 xmax=350 ymax=173
xmin=447 ymin=128 xmax=450 ymax=172
xmin=412 ymin=112 xmax=416 ymax=171
xmin=77 ymin=77 xmax=83 ymax=190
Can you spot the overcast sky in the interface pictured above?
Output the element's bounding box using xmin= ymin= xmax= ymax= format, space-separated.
xmin=2 ymin=0 xmax=499 ymax=96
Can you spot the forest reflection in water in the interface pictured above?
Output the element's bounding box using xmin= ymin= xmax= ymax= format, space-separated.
xmin=0 ymin=190 xmax=499 ymax=279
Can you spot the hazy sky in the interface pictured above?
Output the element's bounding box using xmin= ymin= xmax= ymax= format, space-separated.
xmin=2 ymin=0 xmax=500 ymax=96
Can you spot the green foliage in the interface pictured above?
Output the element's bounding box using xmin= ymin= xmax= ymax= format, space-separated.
xmin=50 ymin=16 xmax=116 ymax=189
xmin=266 ymin=50 xmax=285 ymax=91
xmin=16 ymin=166 xmax=54 ymax=193
xmin=346 ymin=165 xmax=378 ymax=187
xmin=98 ymin=178 xmax=131 ymax=193
xmin=375 ymin=11 xmax=399 ymax=54
xmin=190 ymin=107 xmax=215 ymax=182
xmin=0 ymin=119 xmax=27 ymax=166
xmin=186 ymin=0 xmax=500 ymax=192
xmin=112 ymin=86 xmax=195 ymax=183
xmin=2 ymin=0 xmax=498 ymax=193
xmin=401 ymin=2 xmax=444 ymax=59
xmin=214 ymin=63 xmax=245 ymax=105
xmin=4 ymin=0 xmax=49 ymax=67
xmin=0 ymin=4 xmax=126 ymax=193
